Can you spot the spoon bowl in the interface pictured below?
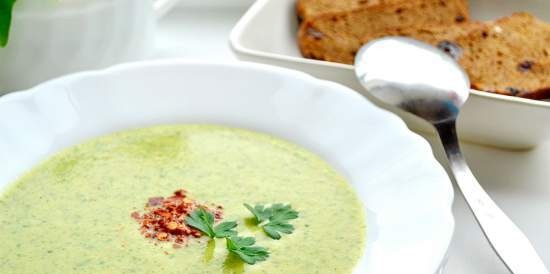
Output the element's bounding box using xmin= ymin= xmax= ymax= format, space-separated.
xmin=355 ymin=37 xmax=470 ymax=124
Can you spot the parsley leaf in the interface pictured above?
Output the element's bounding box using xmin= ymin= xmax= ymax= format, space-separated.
xmin=185 ymin=208 xmax=237 ymax=238
xmin=185 ymin=208 xmax=215 ymax=237
xmin=270 ymin=204 xmax=299 ymax=222
xmin=0 ymin=0 xmax=16 ymax=47
xmin=244 ymin=203 xmax=271 ymax=223
xmin=244 ymin=203 xmax=299 ymax=240
xmin=226 ymin=236 xmax=269 ymax=265
xmin=213 ymin=221 xmax=238 ymax=238
xmin=263 ymin=221 xmax=295 ymax=240
xmin=185 ymin=207 xmax=271 ymax=265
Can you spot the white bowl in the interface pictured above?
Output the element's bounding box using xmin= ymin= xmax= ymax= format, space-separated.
xmin=229 ymin=0 xmax=550 ymax=150
xmin=0 ymin=60 xmax=453 ymax=274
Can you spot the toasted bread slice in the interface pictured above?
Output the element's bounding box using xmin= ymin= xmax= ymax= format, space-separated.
xmin=450 ymin=13 xmax=550 ymax=98
xmin=298 ymin=0 xmax=469 ymax=64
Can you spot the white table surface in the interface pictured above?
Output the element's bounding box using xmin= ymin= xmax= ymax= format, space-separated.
xmin=156 ymin=3 xmax=550 ymax=274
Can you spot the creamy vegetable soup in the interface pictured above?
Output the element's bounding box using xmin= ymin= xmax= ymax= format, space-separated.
xmin=0 ymin=125 xmax=365 ymax=274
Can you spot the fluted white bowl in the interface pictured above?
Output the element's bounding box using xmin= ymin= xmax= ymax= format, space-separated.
xmin=0 ymin=60 xmax=453 ymax=274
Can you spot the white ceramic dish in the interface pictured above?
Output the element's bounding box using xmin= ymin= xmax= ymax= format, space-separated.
xmin=230 ymin=0 xmax=550 ymax=150
xmin=0 ymin=60 xmax=453 ymax=274
xmin=0 ymin=0 xmax=179 ymax=94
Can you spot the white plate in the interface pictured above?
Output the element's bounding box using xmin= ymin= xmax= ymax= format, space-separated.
xmin=229 ymin=0 xmax=550 ymax=150
xmin=0 ymin=60 xmax=453 ymax=274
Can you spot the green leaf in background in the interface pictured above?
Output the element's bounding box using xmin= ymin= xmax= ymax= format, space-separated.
xmin=0 ymin=0 xmax=16 ymax=47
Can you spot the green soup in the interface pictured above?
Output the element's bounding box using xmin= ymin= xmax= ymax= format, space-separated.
xmin=0 ymin=125 xmax=365 ymax=274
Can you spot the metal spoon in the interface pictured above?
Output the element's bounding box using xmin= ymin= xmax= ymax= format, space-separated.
xmin=355 ymin=37 xmax=548 ymax=274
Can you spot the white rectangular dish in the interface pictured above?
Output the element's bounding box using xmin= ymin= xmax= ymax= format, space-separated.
xmin=230 ymin=0 xmax=550 ymax=150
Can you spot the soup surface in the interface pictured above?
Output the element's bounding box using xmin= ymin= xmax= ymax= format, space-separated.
xmin=0 ymin=125 xmax=365 ymax=274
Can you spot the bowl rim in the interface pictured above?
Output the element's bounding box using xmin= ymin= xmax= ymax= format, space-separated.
xmin=229 ymin=0 xmax=550 ymax=110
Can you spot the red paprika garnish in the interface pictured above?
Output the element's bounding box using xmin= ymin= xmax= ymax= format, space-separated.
xmin=131 ymin=189 xmax=223 ymax=247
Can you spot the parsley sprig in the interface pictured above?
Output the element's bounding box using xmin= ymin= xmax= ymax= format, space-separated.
xmin=184 ymin=203 xmax=298 ymax=265
xmin=185 ymin=207 xmax=237 ymax=238
xmin=226 ymin=236 xmax=269 ymax=265
xmin=0 ymin=0 xmax=16 ymax=47
xmin=244 ymin=203 xmax=299 ymax=240
xmin=185 ymin=207 xmax=269 ymax=265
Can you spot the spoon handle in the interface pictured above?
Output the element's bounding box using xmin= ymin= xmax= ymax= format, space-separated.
xmin=436 ymin=121 xmax=548 ymax=274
